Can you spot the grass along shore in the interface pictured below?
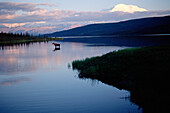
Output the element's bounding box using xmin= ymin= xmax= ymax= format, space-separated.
xmin=72 ymin=46 xmax=170 ymax=80
xmin=72 ymin=46 xmax=170 ymax=113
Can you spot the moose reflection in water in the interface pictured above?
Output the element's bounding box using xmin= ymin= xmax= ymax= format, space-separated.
xmin=53 ymin=48 xmax=60 ymax=52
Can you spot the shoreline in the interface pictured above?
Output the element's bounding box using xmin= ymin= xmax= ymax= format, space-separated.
xmin=0 ymin=38 xmax=63 ymax=45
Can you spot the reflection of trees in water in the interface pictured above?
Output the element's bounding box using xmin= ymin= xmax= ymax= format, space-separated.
xmin=0 ymin=41 xmax=49 ymax=50
xmin=0 ymin=42 xmax=30 ymax=50
xmin=0 ymin=41 xmax=62 ymax=75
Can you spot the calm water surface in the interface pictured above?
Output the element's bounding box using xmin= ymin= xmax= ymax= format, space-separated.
xmin=0 ymin=39 xmax=142 ymax=113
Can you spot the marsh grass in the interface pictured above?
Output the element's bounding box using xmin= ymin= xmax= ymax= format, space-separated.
xmin=72 ymin=46 xmax=170 ymax=80
xmin=72 ymin=46 xmax=170 ymax=112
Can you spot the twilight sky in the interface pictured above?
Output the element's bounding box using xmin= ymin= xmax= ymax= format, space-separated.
xmin=0 ymin=0 xmax=170 ymax=35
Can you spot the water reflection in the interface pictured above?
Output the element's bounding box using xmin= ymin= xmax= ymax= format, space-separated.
xmin=60 ymin=35 xmax=170 ymax=47
xmin=0 ymin=42 xmax=62 ymax=75
xmin=0 ymin=43 xmax=30 ymax=50
xmin=53 ymin=48 xmax=60 ymax=52
xmin=0 ymin=41 xmax=127 ymax=76
xmin=0 ymin=40 xmax=141 ymax=113
xmin=80 ymin=78 xmax=100 ymax=87
xmin=0 ymin=77 xmax=31 ymax=86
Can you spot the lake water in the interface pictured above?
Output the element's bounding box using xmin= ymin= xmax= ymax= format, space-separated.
xmin=1 ymin=35 xmax=170 ymax=113
xmin=0 ymin=37 xmax=144 ymax=113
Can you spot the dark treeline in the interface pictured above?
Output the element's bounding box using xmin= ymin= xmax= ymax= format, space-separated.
xmin=0 ymin=31 xmax=48 ymax=41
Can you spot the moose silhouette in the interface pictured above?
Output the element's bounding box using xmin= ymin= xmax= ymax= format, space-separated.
xmin=52 ymin=43 xmax=60 ymax=48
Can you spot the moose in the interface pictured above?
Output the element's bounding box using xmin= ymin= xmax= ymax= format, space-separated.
xmin=52 ymin=42 xmax=60 ymax=49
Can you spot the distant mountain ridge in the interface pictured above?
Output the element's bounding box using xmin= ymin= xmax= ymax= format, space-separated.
xmin=46 ymin=15 xmax=170 ymax=37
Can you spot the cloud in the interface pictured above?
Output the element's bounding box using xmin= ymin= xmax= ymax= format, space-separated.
xmin=1 ymin=21 xmax=46 ymax=28
xmin=65 ymin=24 xmax=82 ymax=30
xmin=0 ymin=2 xmax=39 ymax=12
xmin=0 ymin=24 xmax=81 ymax=35
xmin=2 ymin=23 xmax=27 ymax=28
xmin=0 ymin=2 xmax=42 ymax=24
xmin=0 ymin=2 xmax=170 ymax=35
xmin=110 ymin=4 xmax=147 ymax=13
xmin=0 ymin=14 xmax=16 ymax=20
xmin=37 ymin=3 xmax=56 ymax=7
xmin=61 ymin=10 xmax=170 ymax=23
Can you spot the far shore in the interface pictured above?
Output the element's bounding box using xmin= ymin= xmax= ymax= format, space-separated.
xmin=0 ymin=38 xmax=63 ymax=45
xmin=0 ymin=32 xmax=63 ymax=45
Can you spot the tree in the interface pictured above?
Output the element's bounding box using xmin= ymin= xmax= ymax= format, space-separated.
xmin=20 ymin=32 xmax=23 ymax=37
xmin=26 ymin=32 xmax=30 ymax=37
xmin=38 ymin=34 xmax=41 ymax=38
